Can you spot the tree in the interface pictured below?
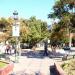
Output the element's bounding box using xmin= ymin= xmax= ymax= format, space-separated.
xmin=0 ymin=18 xmax=11 ymax=42
xmin=48 ymin=0 xmax=75 ymax=19
xmin=27 ymin=16 xmax=49 ymax=47
xmin=0 ymin=17 xmax=49 ymax=49
xmin=20 ymin=19 xmax=30 ymax=43
xmin=48 ymin=0 xmax=75 ymax=47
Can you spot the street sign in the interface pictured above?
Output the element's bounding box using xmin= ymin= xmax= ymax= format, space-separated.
xmin=12 ymin=24 xmax=20 ymax=37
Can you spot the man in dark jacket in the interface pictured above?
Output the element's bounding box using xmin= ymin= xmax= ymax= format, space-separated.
xmin=43 ymin=40 xmax=48 ymax=56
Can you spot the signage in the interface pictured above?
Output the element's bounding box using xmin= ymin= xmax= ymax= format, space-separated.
xmin=12 ymin=25 xmax=20 ymax=37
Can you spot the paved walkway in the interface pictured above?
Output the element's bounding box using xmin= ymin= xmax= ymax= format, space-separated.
xmin=4 ymin=48 xmax=65 ymax=75
xmin=1 ymin=47 xmax=75 ymax=75
xmin=9 ymin=54 xmax=62 ymax=75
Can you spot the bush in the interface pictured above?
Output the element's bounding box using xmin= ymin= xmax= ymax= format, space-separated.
xmin=61 ymin=60 xmax=75 ymax=75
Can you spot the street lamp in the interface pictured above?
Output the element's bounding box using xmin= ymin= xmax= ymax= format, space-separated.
xmin=13 ymin=11 xmax=18 ymax=20
xmin=12 ymin=11 xmax=20 ymax=62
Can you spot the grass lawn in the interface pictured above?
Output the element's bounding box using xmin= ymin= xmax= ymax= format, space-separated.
xmin=0 ymin=61 xmax=7 ymax=68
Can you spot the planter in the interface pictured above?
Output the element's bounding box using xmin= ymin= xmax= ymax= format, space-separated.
xmin=54 ymin=63 xmax=66 ymax=75
xmin=0 ymin=60 xmax=14 ymax=75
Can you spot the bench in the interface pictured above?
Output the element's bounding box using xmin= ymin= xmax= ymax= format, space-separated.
xmin=62 ymin=53 xmax=75 ymax=61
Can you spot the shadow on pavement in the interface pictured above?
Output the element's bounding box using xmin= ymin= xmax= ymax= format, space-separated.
xmin=49 ymin=52 xmax=64 ymax=58
xmin=21 ymin=50 xmax=65 ymax=59
xmin=21 ymin=50 xmax=47 ymax=59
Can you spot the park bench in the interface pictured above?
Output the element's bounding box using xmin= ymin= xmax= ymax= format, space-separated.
xmin=62 ymin=53 xmax=75 ymax=61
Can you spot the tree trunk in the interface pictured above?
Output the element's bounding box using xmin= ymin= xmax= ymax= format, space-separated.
xmin=32 ymin=46 xmax=36 ymax=51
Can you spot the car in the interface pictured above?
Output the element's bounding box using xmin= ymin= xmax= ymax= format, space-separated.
xmin=63 ymin=46 xmax=70 ymax=50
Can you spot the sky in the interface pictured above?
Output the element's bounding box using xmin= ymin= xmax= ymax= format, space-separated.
xmin=0 ymin=0 xmax=55 ymax=25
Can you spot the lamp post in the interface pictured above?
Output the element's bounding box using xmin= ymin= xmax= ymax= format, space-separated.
xmin=12 ymin=11 xmax=20 ymax=62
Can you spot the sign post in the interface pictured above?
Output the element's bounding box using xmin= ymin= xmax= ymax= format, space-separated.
xmin=12 ymin=24 xmax=20 ymax=37
xmin=12 ymin=11 xmax=20 ymax=63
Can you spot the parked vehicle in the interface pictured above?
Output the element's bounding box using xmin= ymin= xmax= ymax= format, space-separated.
xmin=63 ymin=46 xmax=70 ymax=50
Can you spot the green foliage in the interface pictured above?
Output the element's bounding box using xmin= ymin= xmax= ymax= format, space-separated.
xmin=63 ymin=37 xmax=69 ymax=43
xmin=70 ymin=14 xmax=75 ymax=27
xmin=0 ymin=18 xmax=10 ymax=32
xmin=9 ymin=37 xmax=16 ymax=44
xmin=48 ymin=0 xmax=75 ymax=44
xmin=0 ymin=61 xmax=7 ymax=68
xmin=62 ymin=59 xmax=75 ymax=75
xmin=0 ymin=16 xmax=49 ymax=46
xmin=27 ymin=17 xmax=49 ymax=46
xmin=48 ymin=0 xmax=75 ymax=19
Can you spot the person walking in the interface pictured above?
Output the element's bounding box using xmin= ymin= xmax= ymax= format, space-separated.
xmin=43 ymin=40 xmax=48 ymax=56
xmin=5 ymin=44 xmax=11 ymax=54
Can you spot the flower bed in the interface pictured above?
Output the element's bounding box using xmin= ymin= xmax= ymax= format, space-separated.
xmin=0 ymin=60 xmax=14 ymax=75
